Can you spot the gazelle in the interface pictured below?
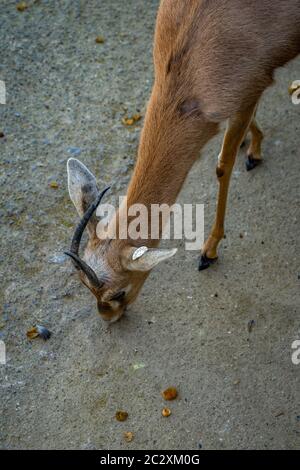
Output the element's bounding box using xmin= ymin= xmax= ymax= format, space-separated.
xmin=65 ymin=0 xmax=300 ymax=322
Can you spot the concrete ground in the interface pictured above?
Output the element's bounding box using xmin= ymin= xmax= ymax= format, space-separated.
xmin=0 ymin=0 xmax=299 ymax=450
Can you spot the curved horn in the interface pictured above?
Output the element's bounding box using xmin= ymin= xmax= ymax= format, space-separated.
xmin=64 ymin=251 xmax=102 ymax=288
xmin=65 ymin=186 xmax=110 ymax=288
xmin=70 ymin=186 xmax=110 ymax=255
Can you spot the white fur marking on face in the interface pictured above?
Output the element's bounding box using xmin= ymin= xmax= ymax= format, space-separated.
xmin=84 ymin=251 xmax=111 ymax=283
xmin=132 ymin=246 xmax=148 ymax=261
xmin=124 ymin=284 xmax=132 ymax=294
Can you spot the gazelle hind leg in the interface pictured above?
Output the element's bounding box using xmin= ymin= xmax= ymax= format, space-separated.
xmin=199 ymin=104 xmax=257 ymax=270
xmin=246 ymin=116 xmax=264 ymax=171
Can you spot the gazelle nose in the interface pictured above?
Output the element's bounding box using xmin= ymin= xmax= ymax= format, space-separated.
xmin=97 ymin=301 xmax=125 ymax=323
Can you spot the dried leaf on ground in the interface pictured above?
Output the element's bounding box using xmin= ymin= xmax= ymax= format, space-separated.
xmin=26 ymin=325 xmax=51 ymax=340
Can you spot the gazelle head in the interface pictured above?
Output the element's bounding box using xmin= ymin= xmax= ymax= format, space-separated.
xmin=65 ymin=158 xmax=177 ymax=322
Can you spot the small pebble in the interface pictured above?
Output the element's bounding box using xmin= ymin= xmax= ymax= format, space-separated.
xmin=0 ymin=132 xmax=4 ymax=138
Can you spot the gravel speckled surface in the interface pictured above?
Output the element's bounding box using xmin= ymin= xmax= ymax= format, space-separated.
xmin=0 ymin=0 xmax=299 ymax=450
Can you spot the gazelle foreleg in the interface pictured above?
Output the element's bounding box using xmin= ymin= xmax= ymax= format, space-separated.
xmin=199 ymin=104 xmax=257 ymax=270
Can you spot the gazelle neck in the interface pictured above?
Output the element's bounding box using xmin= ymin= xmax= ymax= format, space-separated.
xmin=127 ymin=88 xmax=201 ymax=208
xmin=113 ymin=86 xmax=219 ymax=245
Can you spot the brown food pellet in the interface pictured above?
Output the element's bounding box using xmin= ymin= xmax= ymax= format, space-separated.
xmin=162 ymin=407 xmax=171 ymax=417
xmin=122 ymin=117 xmax=134 ymax=126
xmin=124 ymin=431 xmax=134 ymax=442
xmin=122 ymin=113 xmax=142 ymax=126
xmin=115 ymin=411 xmax=128 ymax=422
xmin=162 ymin=387 xmax=178 ymax=401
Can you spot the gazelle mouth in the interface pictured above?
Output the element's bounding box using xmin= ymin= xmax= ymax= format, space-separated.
xmin=101 ymin=310 xmax=125 ymax=323
xmin=98 ymin=304 xmax=127 ymax=323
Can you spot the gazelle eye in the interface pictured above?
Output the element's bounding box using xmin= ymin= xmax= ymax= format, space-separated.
xmin=110 ymin=291 xmax=126 ymax=302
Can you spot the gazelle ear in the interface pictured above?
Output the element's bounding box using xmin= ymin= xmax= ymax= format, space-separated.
xmin=121 ymin=246 xmax=177 ymax=272
xmin=67 ymin=158 xmax=99 ymax=237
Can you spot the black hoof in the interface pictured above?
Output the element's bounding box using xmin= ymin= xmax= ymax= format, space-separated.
xmin=198 ymin=254 xmax=217 ymax=271
xmin=246 ymin=155 xmax=261 ymax=171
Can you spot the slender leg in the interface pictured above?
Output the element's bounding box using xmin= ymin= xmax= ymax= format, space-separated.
xmin=199 ymin=104 xmax=257 ymax=270
xmin=245 ymin=116 xmax=264 ymax=171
